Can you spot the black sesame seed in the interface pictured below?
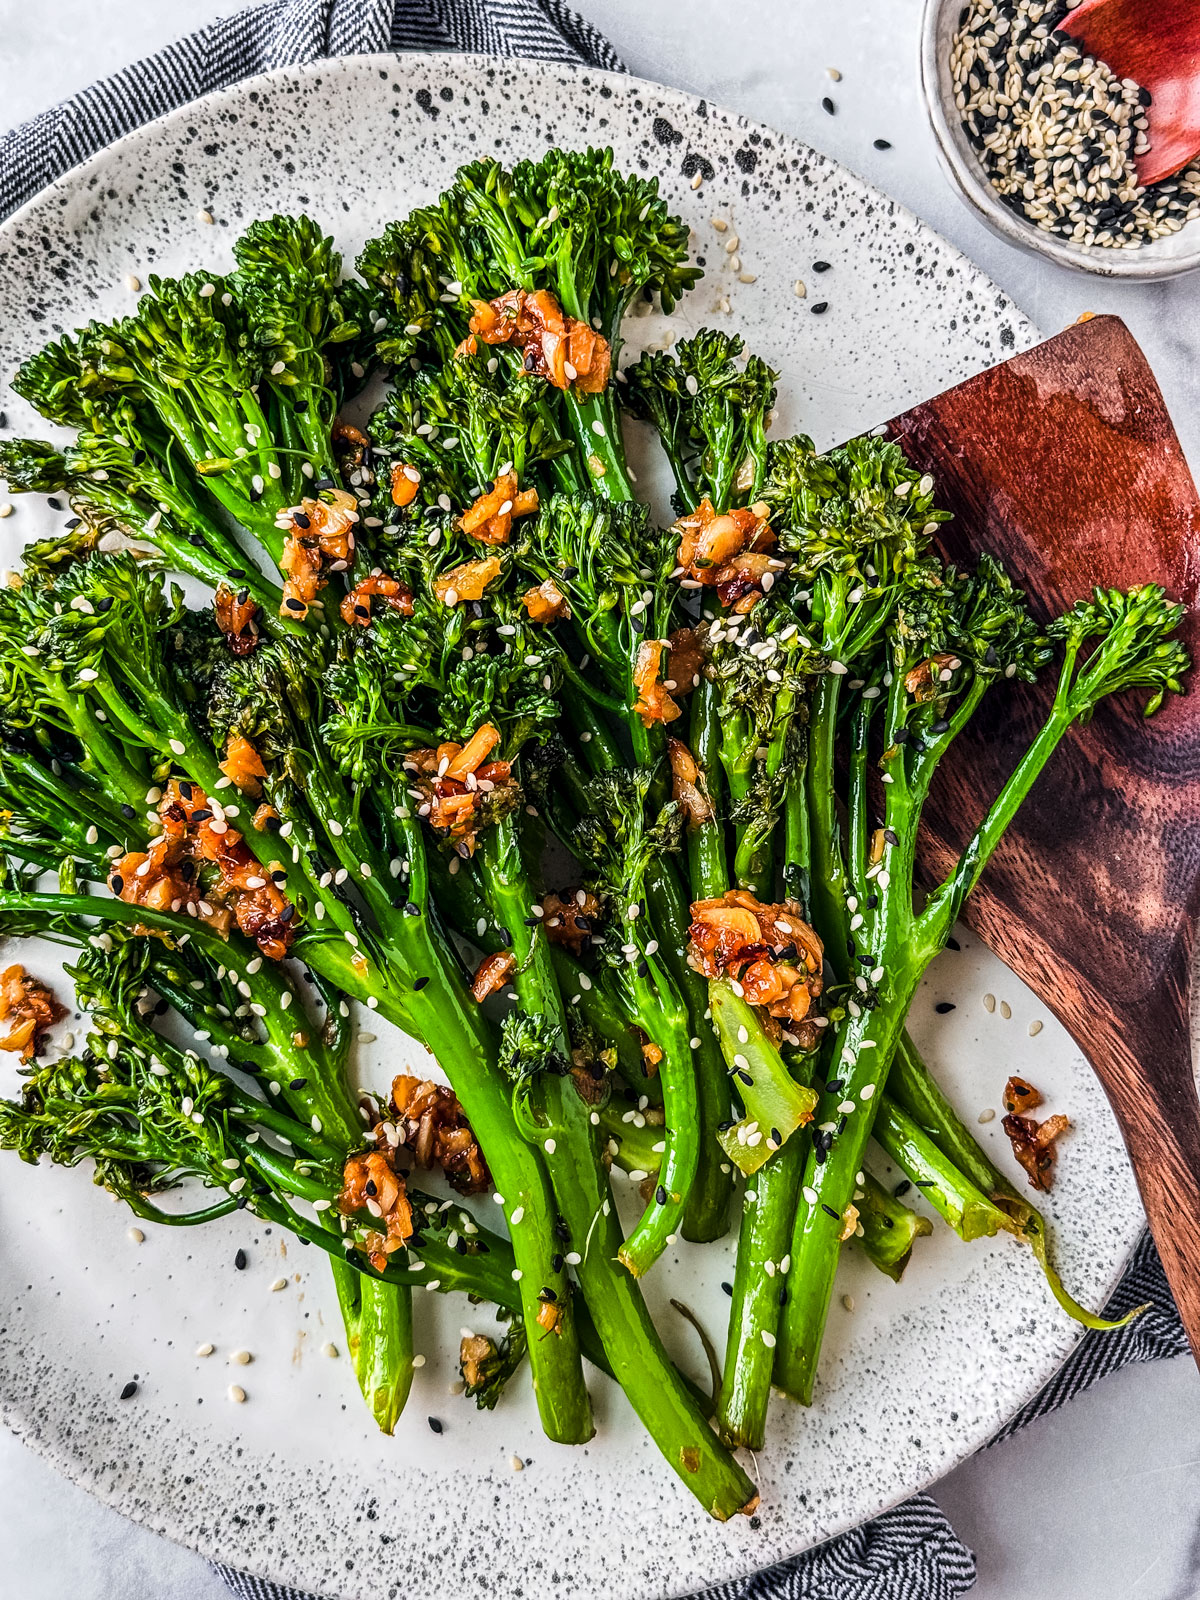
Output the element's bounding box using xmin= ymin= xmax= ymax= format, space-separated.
xmin=826 ymin=1077 xmax=844 ymax=1094
xmin=111 ymin=874 xmax=124 ymax=894
xmin=234 ymin=1248 xmax=247 ymax=1270
xmin=292 ymin=512 xmax=311 ymax=529
xmin=915 ymin=1179 xmax=934 ymax=1188
xmin=427 ymin=1416 xmax=443 ymax=1434
xmin=365 ymin=1178 xmax=377 ymax=1196
xmin=935 ymin=1002 xmax=956 ymax=1015
xmin=884 ymin=828 xmax=899 ymax=845
xmin=413 ymin=975 xmax=429 ymax=990
xmin=873 ymin=138 xmax=892 ymax=150
xmin=284 ymin=597 xmax=306 ymax=612
xmin=119 ymin=1380 xmax=138 ymax=1400
xmin=47 ymin=497 xmax=62 ymax=511
xmin=821 ymin=97 xmax=836 ymax=115
xmin=721 ymin=1280 xmax=733 ymax=1296
xmin=893 ymin=1179 xmax=911 ymax=1198
xmin=289 ymin=1076 xmax=308 ymax=1090
xmin=736 ymin=1069 xmax=754 ymax=1087
xmin=770 ymin=1127 xmax=782 ymax=1145
xmin=655 ymin=1184 xmax=668 ymax=1206
xmin=821 ymin=1203 xmax=840 ymax=1220
xmin=812 ymin=260 xmax=831 ymax=272
xmin=810 ymin=301 xmax=829 ymax=315
xmin=120 ymin=803 xmax=136 ymax=820
xmin=551 ymin=1252 xmax=565 ymax=1272
xmin=946 ymin=936 xmax=961 ymax=951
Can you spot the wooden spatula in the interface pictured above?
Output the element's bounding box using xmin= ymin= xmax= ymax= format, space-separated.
xmin=1057 ymin=0 xmax=1200 ymax=186
xmin=886 ymin=314 xmax=1200 ymax=1359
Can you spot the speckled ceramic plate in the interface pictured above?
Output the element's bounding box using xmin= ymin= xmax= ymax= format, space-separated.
xmin=0 ymin=51 xmax=1147 ymax=1600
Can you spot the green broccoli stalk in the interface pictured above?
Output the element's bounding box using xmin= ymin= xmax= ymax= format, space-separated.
xmin=773 ymin=572 xmax=1186 ymax=1403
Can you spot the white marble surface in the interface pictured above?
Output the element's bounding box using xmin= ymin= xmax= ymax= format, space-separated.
xmin=2 ymin=2 xmax=1200 ymax=1597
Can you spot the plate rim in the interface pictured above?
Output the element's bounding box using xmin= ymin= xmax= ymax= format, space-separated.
xmin=0 ymin=44 xmax=1138 ymax=1600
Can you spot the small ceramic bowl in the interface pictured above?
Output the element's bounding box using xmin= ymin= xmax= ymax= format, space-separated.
xmin=920 ymin=0 xmax=1200 ymax=279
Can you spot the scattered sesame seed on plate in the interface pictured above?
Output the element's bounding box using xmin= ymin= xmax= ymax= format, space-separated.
xmin=269 ymin=1277 xmax=288 ymax=1293
xmin=229 ymin=1350 xmax=252 ymax=1366
xmin=127 ymin=1228 xmax=144 ymax=1244
xmin=228 ymin=1385 xmax=246 ymax=1404
xmin=983 ymin=993 xmax=996 ymax=1013
xmin=196 ymin=209 xmax=214 ymax=225
xmin=841 ymin=1294 xmax=855 ymax=1312
xmin=0 ymin=504 xmax=12 ymax=518
xmin=1029 ymin=1019 xmax=1044 ymax=1036
xmin=999 ymin=1000 xmax=1012 ymax=1019
xmin=125 ymin=274 xmax=141 ymax=292
xmin=978 ymin=1108 xmax=996 ymax=1124
xmin=793 ymin=278 xmax=807 ymax=297
xmin=321 ymin=1342 xmax=339 ymax=1359
xmin=511 ymin=1455 xmax=525 ymax=1471
xmin=827 ymin=67 xmax=842 ymax=81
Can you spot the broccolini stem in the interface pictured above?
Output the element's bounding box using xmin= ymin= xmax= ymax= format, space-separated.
xmin=475 ymin=816 xmax=754 ymax=1515
xmin=717 ymin=1114 xmax=807 ymax=1449
xmin=855 ymin=1168 xmax=932 ymax=1281
xmin=886 ymin=1033 xmax=1137 ymax=1329
xmin=333 ymin=1263 xmax=415 ymax=1436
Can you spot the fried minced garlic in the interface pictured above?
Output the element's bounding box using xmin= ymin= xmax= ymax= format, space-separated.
xmin=390 ymin=1074 xmax=490 ymax=1195
xmin=688 ymin=889 xmax=823 ymax=1037
xmin=461 ymin=288 xmax=611 ymax=393
xmin=541 ymin=889 xmax=601 ymax=955
xmin=1003 ymin=1107 xmax=1070 ymax=1192
xmin=404 ymin=724 xmax=520 ymax=856
xmin=672 ymin=498 xmax=778 ymax=613
xmin=278 ymin=488 xmax=359 ymax=619
xmin=340 ymin=1149 xmax=413 ymax=1272
xmin=109 ymin=778 xmax=295 ymax=960
xmin=0 ymin=966 xmax=66 ymax=1059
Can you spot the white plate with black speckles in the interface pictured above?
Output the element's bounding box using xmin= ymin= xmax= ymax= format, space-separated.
xmin=0 ymin=51 xmax=1149 ymax=1600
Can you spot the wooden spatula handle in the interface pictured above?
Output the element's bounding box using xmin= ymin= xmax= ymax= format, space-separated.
xmin=1089 ymin=980 xmax=1200 ymax=1355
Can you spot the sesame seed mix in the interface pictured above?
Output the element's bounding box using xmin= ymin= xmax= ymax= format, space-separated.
xmin=951 ymin=0 xmax=1200 ymax=249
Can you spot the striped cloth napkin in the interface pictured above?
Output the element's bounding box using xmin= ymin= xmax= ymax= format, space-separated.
xmin=0 ymin=4 xmax=1188 ymax=1595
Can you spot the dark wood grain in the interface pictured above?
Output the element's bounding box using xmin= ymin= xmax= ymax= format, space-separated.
xmin=886 ymin=315 xmax=1200 ymax=1356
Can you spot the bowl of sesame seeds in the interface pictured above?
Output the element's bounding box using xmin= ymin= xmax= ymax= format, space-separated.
xmin=921 ymin=0 xmax=1200 ymax=276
